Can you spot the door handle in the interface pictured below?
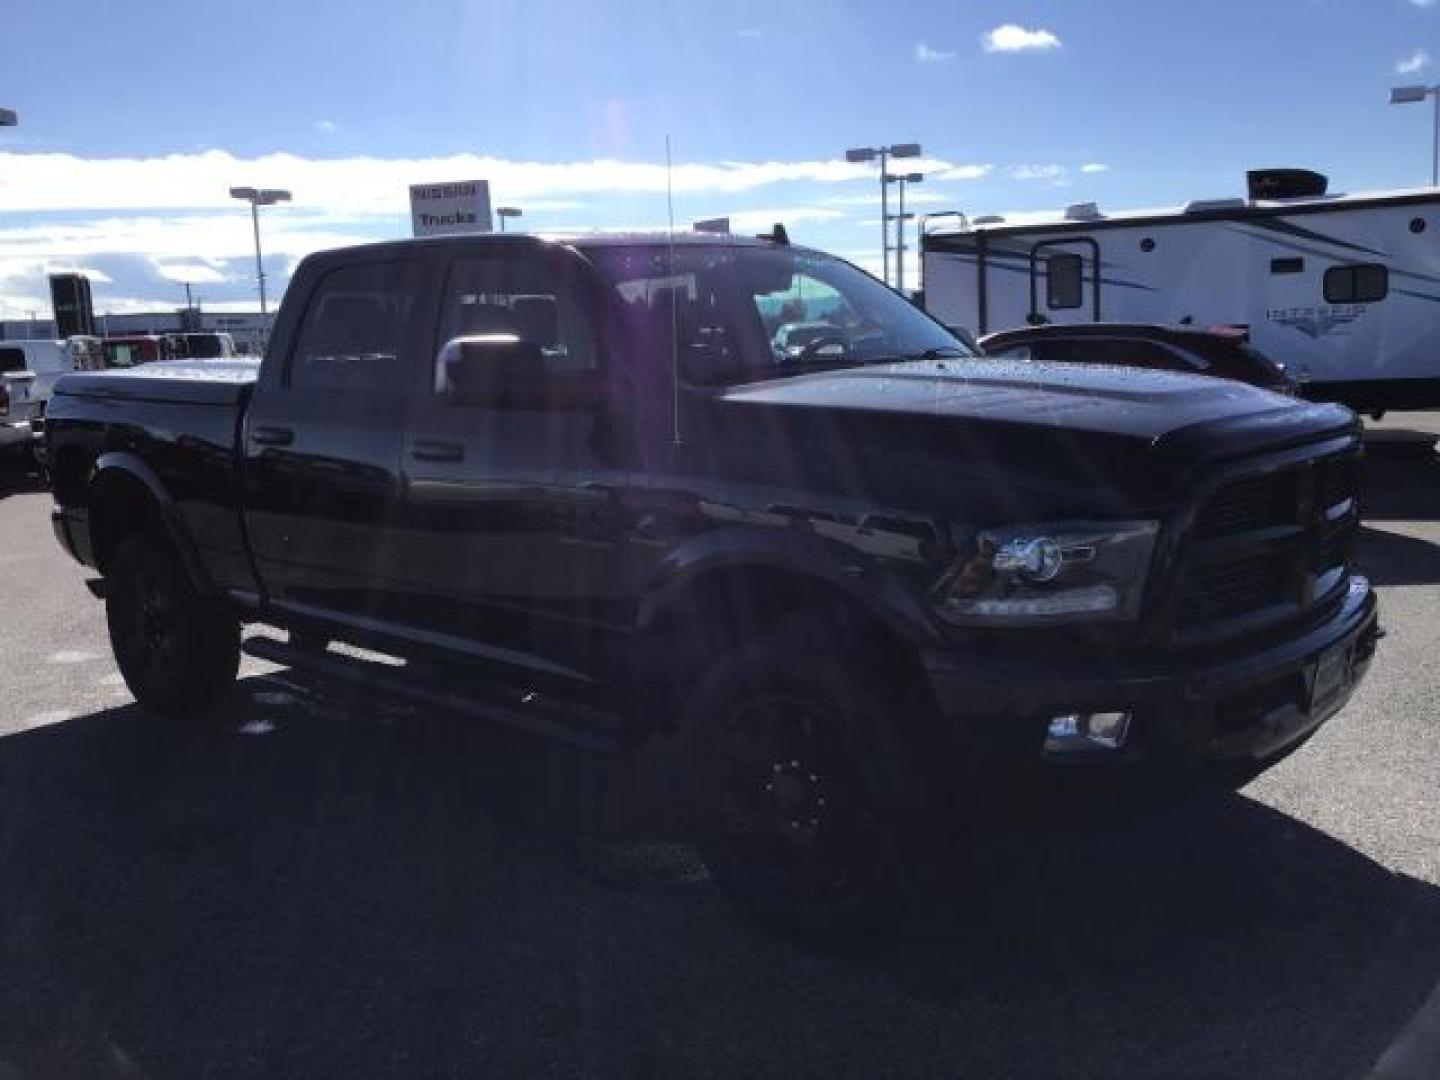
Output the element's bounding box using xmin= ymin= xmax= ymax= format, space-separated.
xmin=410 ymin=439 xmax=465 ymax=463
xmin=250 ymin=425 xmax=295 ymax=447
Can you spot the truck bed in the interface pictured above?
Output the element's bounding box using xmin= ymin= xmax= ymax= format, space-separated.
xmin=47 ymin=358 xmax=262 ymax=598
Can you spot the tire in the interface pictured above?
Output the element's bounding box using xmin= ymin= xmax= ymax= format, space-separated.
xmin=679 ymin=616 xmax=940 ymax=946
xmin=105 ymin=534 xmax=240 ymax=718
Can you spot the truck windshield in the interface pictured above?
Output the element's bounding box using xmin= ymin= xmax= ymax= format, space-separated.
xmin=584 ymin=244 xmax=973 ymax=386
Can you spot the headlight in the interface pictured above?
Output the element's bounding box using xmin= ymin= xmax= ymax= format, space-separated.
xmin=933 ymin=521 xmax=1159 ymax=626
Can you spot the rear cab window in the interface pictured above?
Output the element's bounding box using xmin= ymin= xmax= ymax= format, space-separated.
xmin=288 ymin=260 xmax=421 ymax=394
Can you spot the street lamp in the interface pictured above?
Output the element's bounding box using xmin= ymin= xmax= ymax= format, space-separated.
xmin=228 ymin=186 xmax=291 ymax=332
xmin=496 ymin=206 xmax=523 ymax=232
xmin=1391 ymin=84 xmax=1440 ymax=186
xmin=885 ymin=172 xmax=924 ymax=293
xmin=0 ymin=108 xmax=16 ymax=127
xmin=845 ymin=142 xmax=921 ymax=286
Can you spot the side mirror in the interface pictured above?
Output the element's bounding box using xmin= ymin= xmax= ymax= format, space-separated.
xmin=436 ymin=334 xmax=545 ymax=406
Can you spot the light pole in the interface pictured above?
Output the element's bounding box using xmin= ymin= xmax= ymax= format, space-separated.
xmin=1391 ymin=85 xmax=1440 ymax=186
xmin=228 ymin=186 xmax=291 ymax=333
xmin=886 ymin=172 xmax=923 ymax=293
xmin=845 ymin=142 xmax=921 ymax=286
xmin=496 ymin=206 xmax=523 ymax=232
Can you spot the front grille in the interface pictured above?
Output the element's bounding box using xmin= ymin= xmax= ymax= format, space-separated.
xmin=1173 ymin=449 xmax=1360 ymax=645
xmin=1193 ymin=472 xmax=1297 ymax=538
xmin=1180 ymin=550 xmax=1292 ymax=624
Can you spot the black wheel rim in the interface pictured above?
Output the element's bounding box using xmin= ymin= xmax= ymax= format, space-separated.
xmin=708 ymin=692 xmax=880 ymax=904
xmin=113 ymin=560 xmax=183 ymax=680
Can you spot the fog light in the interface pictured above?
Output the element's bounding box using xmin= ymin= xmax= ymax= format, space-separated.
xmin=1047 ymin=714 xmax=1083 ymax=739
xmin=1084 ymin=711 xmax=1131 ymax=749
xmin=1043 ymin=711 xmax=1133 ymax=755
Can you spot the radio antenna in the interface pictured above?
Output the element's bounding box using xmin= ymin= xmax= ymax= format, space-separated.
xmin=666 ymin=134 xmax=683 ymax=450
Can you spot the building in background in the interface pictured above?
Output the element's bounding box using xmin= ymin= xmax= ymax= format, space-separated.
xmin=1 ymin=310 xmax=269 ymax=353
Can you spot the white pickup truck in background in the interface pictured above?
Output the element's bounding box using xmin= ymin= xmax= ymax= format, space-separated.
xmin=0 ymin=337 xmax=102 ymax=464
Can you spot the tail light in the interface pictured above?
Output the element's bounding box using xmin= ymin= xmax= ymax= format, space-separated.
xmin=0 ymin=384 xmax=8 ymax=417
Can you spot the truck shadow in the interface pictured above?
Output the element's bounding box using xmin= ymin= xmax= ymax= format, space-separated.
xmin=1356 ymin=524 xmax=1440 ymax=586
xmin=1 ymin=676 xmax=1436 ymax=1080
xmin=1362 ymin=440 xmax=1440 ymax=522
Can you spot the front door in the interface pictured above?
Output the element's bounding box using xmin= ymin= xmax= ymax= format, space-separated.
xmin=395 ymin=246 xmax=636 ymax=684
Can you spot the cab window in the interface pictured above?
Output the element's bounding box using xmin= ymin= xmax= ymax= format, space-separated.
xmin=439 ymin=253 xmax=598 ymax=378
xmin=289 ymin=260 xmax=420 ymax=393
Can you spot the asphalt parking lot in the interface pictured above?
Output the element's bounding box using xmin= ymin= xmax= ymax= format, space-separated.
xmin=2 ymin=420 xmax=1440 ymax=1080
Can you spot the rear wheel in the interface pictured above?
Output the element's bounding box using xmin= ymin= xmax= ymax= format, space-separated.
xmin=680 ymin=618 xmax=939 ymax=945
xmin=106 ymin=535 xmax=240 ymax=717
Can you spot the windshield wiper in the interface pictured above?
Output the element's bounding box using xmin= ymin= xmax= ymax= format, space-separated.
xmin=894 ymin=346 xmax=971 ymax=363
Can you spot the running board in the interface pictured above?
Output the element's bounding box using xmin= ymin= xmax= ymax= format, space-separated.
xmin=242 ymin=635 xmax=627 ymax=755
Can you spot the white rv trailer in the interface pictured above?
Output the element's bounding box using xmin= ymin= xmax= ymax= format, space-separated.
xmin=920 ymin=169 xmax=1440 ymax=412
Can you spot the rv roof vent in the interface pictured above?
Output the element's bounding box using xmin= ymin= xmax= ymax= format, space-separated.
xmin=1185 ymin=197 xmax=1247 ymax=214
xmin=1064 ymin=202 xmax=1103 ymax=221
xmin=1247 ymin=168 xmax=1328 ymax=201
xmin=972 ymin=214 xmax=1007 ymax=226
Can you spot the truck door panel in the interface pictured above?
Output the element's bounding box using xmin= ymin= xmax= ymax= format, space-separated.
xmin=396 ymin=249 xmax=634 ymax=679
xmin=243 ymin=256 xmax=432 ymax=621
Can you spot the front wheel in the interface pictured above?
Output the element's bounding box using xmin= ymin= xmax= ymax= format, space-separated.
xmin=680 ymin=618 xmax=940 ymax=945
xmin=106 ymin=535 xmax=240 ymax=718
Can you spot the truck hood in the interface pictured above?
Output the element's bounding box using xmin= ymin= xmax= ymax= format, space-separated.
xmin=710 ymin=359 xmax=1357 ymax=516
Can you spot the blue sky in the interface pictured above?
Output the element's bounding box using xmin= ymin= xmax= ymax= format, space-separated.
xmin=0 ymin=0 xmax=1437 ymax=315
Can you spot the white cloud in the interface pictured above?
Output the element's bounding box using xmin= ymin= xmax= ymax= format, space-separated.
xmin=1397 ymin=49 xmax=1433 ymax=74
xmin=737 ymin=28 xmax=762 ymax=38
xmin=152 ymin=261 xmax=230 ymax=285
xmin=1409 ymin=0 xmax=1436 ymax=8
xmin=1008 ymin=164 xmax=1069 ymax=182
xmin=915 ymin=43 xmax=955 ymax=63
xmin=935 ymin=163 xmax=994 ymax=181
xmin=825 ymin=191 xmax=950 ymax=206
xmin=1080 ymin=162 xmax=1110 ymax=174
xmin=316 ymin=119 xmax=338 ymax=133
xmin=0 ymin=148 xmax=999 ymax=311
xmin=0 ymin=149 xmax=884 ymax=214
xmin=982 ymin=24 xmax=1062 ymax=53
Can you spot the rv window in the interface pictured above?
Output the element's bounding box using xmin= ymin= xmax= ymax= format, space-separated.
xmin=1047 ymin=254 xmax=1084 ymax=310
xmin=1270 ymin=258 xmax=1304 ymax=275
xmin=1324 ymin=264 xmax=1388 ymax=304
xmin=0 ymin=348 xmax=25 ymax=374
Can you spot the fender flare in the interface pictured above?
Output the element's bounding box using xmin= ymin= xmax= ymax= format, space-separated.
xmin=635 ymin=525 xmax=943 ymax=646
xmin=89 ymin=451 xmax=215 ymax=594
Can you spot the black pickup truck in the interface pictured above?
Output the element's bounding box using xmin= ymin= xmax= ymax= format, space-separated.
xmin=47 ymin=231 xmax=1379 ymax=940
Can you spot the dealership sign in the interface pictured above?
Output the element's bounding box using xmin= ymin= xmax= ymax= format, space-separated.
xmin=410 ymin=180 xmax=493 ymax=237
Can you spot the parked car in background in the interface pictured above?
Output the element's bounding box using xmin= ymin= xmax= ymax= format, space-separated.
xmin=101 ymin=335 xmax=171 ymax=368
xmin=0 ymin=337 xmax=100 ymax=464
xmin=978 ymin=323 xmax=1299 ymax=395
xmin=174 ymin=332 xmax=238 ymax=359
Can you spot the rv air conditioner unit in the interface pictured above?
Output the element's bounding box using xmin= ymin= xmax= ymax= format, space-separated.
xmin=1063 ymin=202 xmax=1103 ymax=221
xmin=1247 ymin=169 xmax=1329 ymax=201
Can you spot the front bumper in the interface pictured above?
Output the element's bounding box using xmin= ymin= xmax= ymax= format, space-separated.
xmin=922 ymin=575 xmax=1379 ymax=769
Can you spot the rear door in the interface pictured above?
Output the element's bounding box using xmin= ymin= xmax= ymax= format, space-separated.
xmin=242 ymin=255 xmax=434 ymax=624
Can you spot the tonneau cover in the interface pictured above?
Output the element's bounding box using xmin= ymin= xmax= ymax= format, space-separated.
xmin=53 ymin=359 xmax=260 ymax=408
